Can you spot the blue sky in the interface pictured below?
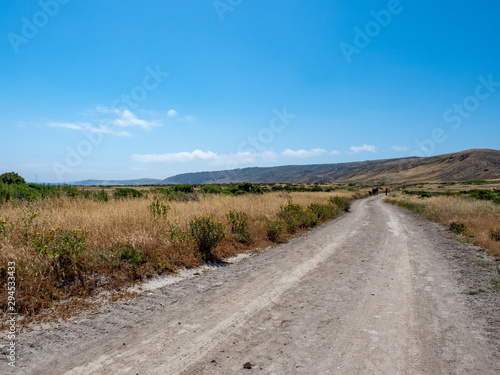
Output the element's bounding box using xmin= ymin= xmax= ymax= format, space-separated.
xmin=1 ymin=0 xmax=499 ymax=183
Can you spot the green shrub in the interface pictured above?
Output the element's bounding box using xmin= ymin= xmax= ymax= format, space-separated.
xmin=93 ymin=189 xmax=109 ymax=202
xmin=113 ymin=188 xmax=143 ymax=199
xmin=117 ymin=244 xmax=143 ymax=265
xmin=224 ymin=182 xmax=263 ymax=196
xmin=263 ymin=218 xmax=286 ymax=242
xmin=33 ymin=227 xmax=90 ymax=281
xmin=201 ymin=184 xmax=222 ymax=194
xmin=278 ymin=202 xmax=304 ymax=233
xmin=450 ymin=222 xmax=468 ymax=236
xmin=0 ymin=172 xmax=26 ymax=185
xmin=419 ymin=191 xmax=432 ymax=198
xmin=172 ymin=184 xmax=194 ymax=193
xmin=189 ymin=216 xmax=226 ymax=261
xmin=489 ymin=227 xmax=500 ymax=241
xmin=301 ymin=209 xmax=319 ymax=228
xmin=148 ymin=199 xmax=170 ymax=219
xmin=166 ymin=221 xmax=188 ymax=241
xmin=33 ymin=227 xmax=89 ymax=260
xmin=225 ymin=210 xmax=252 ymax=243
xmin=308 ymin=203 xmax=340 ymax=221
xmin=329 ymin=196 xmax=351 ymax=212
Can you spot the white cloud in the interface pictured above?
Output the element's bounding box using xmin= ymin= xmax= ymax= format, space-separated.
xmin=281 ymin=148 xmax=327 ymax=158
xmin=48 ymin=122 xmax=89 ymax=131
xmin=183 ymin=115 xmax=197 ymax=122
xmin=48 ymin=107 xmax=160 ymax=136
xmin=111 ymin=110 xmax=160 ymax=130
xmin=48 ymin=121 xmax=131 ymax=137
xmin=392 ymin=146 xmax=410 ymax=152
xmin=132 ymin=150 xmax=278 ymax=166
xmin=350 ymin=144 xmax=377 ymax=153
xmin=167 ymin=109 xmax=177 ymax=117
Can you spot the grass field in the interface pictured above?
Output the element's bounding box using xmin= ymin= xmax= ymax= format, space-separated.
xmin=0 ymin=187 xmax=362 ymax=327
xmin=386 ymin=191 xmax=500 ymax=257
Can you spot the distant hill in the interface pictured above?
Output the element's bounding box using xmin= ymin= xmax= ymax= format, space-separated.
xmin=72 ymin=178 xmax=162 ymax=186
xmin=72 ymin=149 xmax=500 ymax=186
xmin=161 ymin=149 xmax=500 ymax=184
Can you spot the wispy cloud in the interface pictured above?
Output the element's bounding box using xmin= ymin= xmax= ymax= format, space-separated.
xmin=280 ymin=148 xmax=339 ymax=158
xmin=167 ymin=109 xmax=197 ymax=122
xmin=350 ymin=144 xmax=377 ymax=153
xmin=111 ymin=109 xmax=160 ymax=130
xmin=132 ymin=149 xmax=278 ymax=166
xmin=48 ymin=107 xmax=160 ymax=136
xmin=48 ymin=122 xmax=131 ymax=137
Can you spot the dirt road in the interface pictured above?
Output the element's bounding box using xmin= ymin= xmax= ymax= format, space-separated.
xmin=7 ymin=196 xmax=500 ymax=374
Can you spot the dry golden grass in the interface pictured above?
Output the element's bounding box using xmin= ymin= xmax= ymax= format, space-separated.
xmin=0 ymin=190 xmax=360 ymax=326
xmin=387 ymin=193 xmax=500 ymax=257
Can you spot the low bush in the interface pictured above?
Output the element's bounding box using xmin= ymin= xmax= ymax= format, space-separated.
xmin=149 ymin=199 xmax=170 ymax=219
xmin=189 ymin=216 xmax=226 ymax=261
xmin=225 ymin=210 xmax=252 ymax=244
xmin=172 ymin=184 xmax=194 ymax=193
xmin=113 ymin=188 xmax=143 ymax=199
xmin=308 ymin=203 xmax=340 ymax=221
xmin=449 ymin=222 xmax=468 ymax=236
xmin=117 ymin=244 xmax=143 ymax=265
xmin=263 ymin=218 xmax=286 ymax=242
xmin=278 ymin=202 xmax=303 ymax=233
xmin=329 ymin=196 xmax=351 ymax=212
xmin=201 ymin=184 xmax=223 ymax=194
xmin=489 ymin=227 xmax=500 ymax=241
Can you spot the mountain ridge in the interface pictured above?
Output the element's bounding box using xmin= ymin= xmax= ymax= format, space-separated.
xmin=73 ymin=149 xmax=500 ymax=185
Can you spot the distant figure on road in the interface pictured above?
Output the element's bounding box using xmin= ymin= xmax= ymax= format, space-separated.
xmin=385 ymin=188 xmax=389 ymax=196
xmin=372 ymin=188 xmax=379 ymax=196
xmin=369 ymin=190 xmax=372 ymax=196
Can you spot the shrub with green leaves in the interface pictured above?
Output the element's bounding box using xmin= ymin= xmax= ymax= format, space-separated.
xmin=263 ymin=218 xmax=286 ymax=242
xmin=201 ymin=184 xmax=223 ymax=194
xmin=166 ymin=221 xmax=188 ymax=241
xmin=489 ymin=227 xmax=500 ymax=241
xmin=0 ymin=171 xmax=26 ymax=185
xmin=172 ymin=184 xmax=194 ymax=193
xmin=278 ymin=202 xmax=304 ymax=233
xmin=450 ymin=222 xmax=468 ymax=236
xmin=118 ymin=244 xmax=143 ymax=265
xmin=33 ymin=227 xmax=89 ymax=260
xmin=329 ymin=196 xmax=351 ymax=212
xmin=308 ymin=203 xmax=340 ymax=221
xmin=149 ymin=199 xmax=170 ymax=219
xmin=113 ymin=188 xmax=143 ymax=199
xmin=301 ymin=208 xmax=319 ymax=228
xmin=226 ymin=210 xmax=252 ymax=243
xmin=189 ymin=216 xmax=226 ymax=261
xmin=93 ymin=189 xmax=109 ymax=202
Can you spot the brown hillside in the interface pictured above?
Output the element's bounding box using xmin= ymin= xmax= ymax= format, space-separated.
xmin=341 ymin=149 xmax=500 ymax=183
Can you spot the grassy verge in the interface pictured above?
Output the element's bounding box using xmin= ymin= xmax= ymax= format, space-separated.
xmin=1 ymin=188 xmax=364 ymax=328
xmin=386 ymin=192 xmax=500 ymax=257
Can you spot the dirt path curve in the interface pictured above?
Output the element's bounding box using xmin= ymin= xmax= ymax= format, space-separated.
xmin=8 ymin=196 xmax=500 ymax=374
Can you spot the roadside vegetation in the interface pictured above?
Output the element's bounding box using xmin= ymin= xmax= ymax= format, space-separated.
xmin=386 ymin=180 xmax=500 ymax=257
xmin=0 ymin=173 xmax=365 ymax=327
